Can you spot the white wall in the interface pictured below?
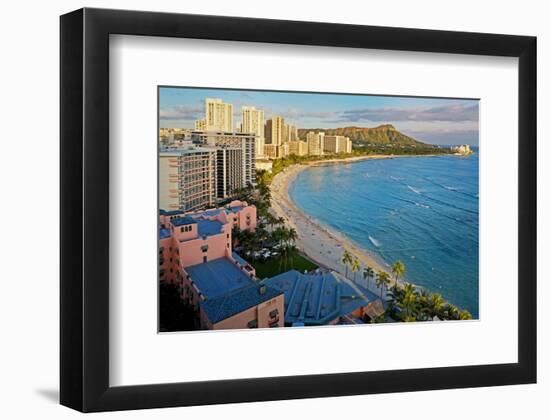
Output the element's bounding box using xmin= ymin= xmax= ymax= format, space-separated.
xmin=0 ymin=0 xmax=547 ymax=419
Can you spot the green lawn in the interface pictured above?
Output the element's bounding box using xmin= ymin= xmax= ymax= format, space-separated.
xmin=251 ymin=250 xmax=318 ymax=279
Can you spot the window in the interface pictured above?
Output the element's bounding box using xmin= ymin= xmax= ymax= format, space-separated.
xmin=269 ymin=309 xmax=279 ymax=318
xmin=247 ymin=319 xmax=258 ymax=329
xmin=201 ymin=245 xmax=209 ymax=253
xmin=227 ymin=243 xmax=230 ymax=248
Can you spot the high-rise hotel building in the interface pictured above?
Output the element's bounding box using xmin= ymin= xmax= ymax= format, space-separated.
xmin=282 ymin=123 xmax=298 ymax=143
xmin=288 ymin=140 xmax=309 ymax=156
xmin=196 ymin=98 xmax=234 ymax=132
xmin=216 ymin=147 xmax=243 ymax=199
xmin=192 ymin=131 xmax=256 ymax=187
xmin=324 ymin=135 xmax=352 ymax=154
xmin=241 ymin=106 xmax=265 ymax=158
xmin=266 ymin=116 xmax=284 ymax=146
xmin=159 ymin=147 xmax=217 ymax=212
xmin=265 ymin=116 xmax=286 ymax=159
xmin=306 ymin=131 xmax=325 ymax=156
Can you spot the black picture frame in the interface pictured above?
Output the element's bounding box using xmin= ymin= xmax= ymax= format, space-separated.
xmin=60 ymin=7 xmax=537 ymax=412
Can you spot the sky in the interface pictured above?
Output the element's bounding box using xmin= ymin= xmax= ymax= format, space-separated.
xmin=159 ymin=87 xmax=479 ymax=146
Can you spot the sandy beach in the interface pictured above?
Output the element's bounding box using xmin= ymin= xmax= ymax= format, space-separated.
xmin=269 ymin=156 xmax=400 ymax=297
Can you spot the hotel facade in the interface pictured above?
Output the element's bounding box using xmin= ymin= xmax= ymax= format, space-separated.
xmin=159 ymin=147 xmax=217 ymax=212
xmin=241 ymin=106 xmax=266 ymax=159
xmin=265 ymin=116 xmax=284 ymax=146
xmin=306 ymin=131 xmax=325 ymax=156
xmin=324 ymin=135 xmax=352 ymax=154
xmin=288 ymin=140 xmax=309 ymax=156
xmin=191 ymin=131 xmax=257 ymax=187
xmin=203 ymin=98 xmax=234 ymax=132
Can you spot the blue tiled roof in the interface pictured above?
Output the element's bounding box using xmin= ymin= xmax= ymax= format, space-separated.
xmin=227 ymin=205 xmax=244 ymax=213
xmin=159 ymin=228 xmax=171 ymax=239
xmin=264 ymin=270 xmax=379 ymax=325
xmin=201 ymin=283 xmax=283 ymax=324
xmin=194 ymin=209 xmax=222 ymax=217
xmin=196 ymin=219 xmax=223 ymax=237
xmin=186 ymin=258 xmax=253 ymax=299
xmin=171 ymin=216 xmax=196 ymax=227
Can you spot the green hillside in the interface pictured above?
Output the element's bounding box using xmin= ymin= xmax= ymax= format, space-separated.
xmin=297 ymin=124 xmax=432 ymax=147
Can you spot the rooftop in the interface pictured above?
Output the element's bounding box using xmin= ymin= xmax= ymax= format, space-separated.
xmin=264 ymin=270 xmax=380 ymax=325
xmin=159 ymin=146 xmax=214 ymax=156
xmin=186 ymin=258 xmax=254 ymax=300
xmin=159 ymin=228 xmax=171 ymax=240
xmin=227 ymin=205 xmax=244 ymax=214
xmin=196 ymin=219 xmax=224 ymax=237
xmin=192 ymin=208 xmax=223 ymax=218
xmin=171 ymin=216 xmax=196 ymax=227
xmin=201 ymin=282 xmax=283 ymax=324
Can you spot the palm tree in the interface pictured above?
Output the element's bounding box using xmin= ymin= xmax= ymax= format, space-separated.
xmin=375 ymin=271 xmax=391 ymax=296
xmin=287 ymin=227 xmax=298 ymax=246
xmin=444 ymin=303 xmax=460 ymax=320
xmin=426 ymin=293 xmax=445 ymax=320
xmin=341 ymin=250 xmax=353 ymax=278
xmin=458 ymin=310 xmax=473 ymax=320
xmin=401 ymin=283 xmax=419 ymax=319
xmin=351 ymin=258 xmax=360 ymax=282
xmin=362 ymin=266 xmax=374 ymax=290
xmin=391 ymin=260 xmax=405 ymax=287
xmin=386 ymin=284 xmax=402 ymax=313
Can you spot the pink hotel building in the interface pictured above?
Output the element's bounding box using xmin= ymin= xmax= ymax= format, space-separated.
xmin=159 ymin=200 xmax=284 ymax=330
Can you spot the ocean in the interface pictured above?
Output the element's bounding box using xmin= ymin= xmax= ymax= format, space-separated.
xmin=288 ymin=152 xmax=479 ymax=318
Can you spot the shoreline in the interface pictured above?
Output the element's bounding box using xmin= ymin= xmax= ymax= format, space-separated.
xmin=269 ymin=155 xmax=402 ymax=297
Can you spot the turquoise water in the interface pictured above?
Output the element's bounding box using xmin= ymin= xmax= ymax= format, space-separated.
xmin=288 ymin=153 xmax=479 ymax=318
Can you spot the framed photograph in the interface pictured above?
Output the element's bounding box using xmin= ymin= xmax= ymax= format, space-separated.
xmin=60 ymin=8 xmax=537 ymax=412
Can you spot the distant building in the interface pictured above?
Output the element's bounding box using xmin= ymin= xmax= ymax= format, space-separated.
xmin=159 ymin=147 xmax=216 ymax=212
xmin=266 ymin=116 xmax=284 ymax=146
xmin=204 ymin=98 xmax=233 ymax=132
xmin=194 ymin=118 xmax=206 ymax=131
xmin=241 ymin=106 xmax=265 ymax=158
xmin=451 ymin=144 xmax=473 ymax=155
xmin=281 ymin=142 xmax=289 ymax=158
xmin=282 ymin=123 xmax=297 ymax=143
xmin=288 ymin=140 xmax=308 ymax=156
xmin=324 ymin=135 xmax=352 ymax=154
xmin=288 ymin=124 xmax=298 ymax=141
xmin=216 ymin=147 xmax=243 ymax=199
xmin=306 ymin=131 xmax=325 ymax=156
xmin=192 ymin=131 xmax=256 ymax=186
xmin=255 ymin=160 xmax=273 ymax=173
xmin=264 ymin=144 xmax=282 ymax=159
